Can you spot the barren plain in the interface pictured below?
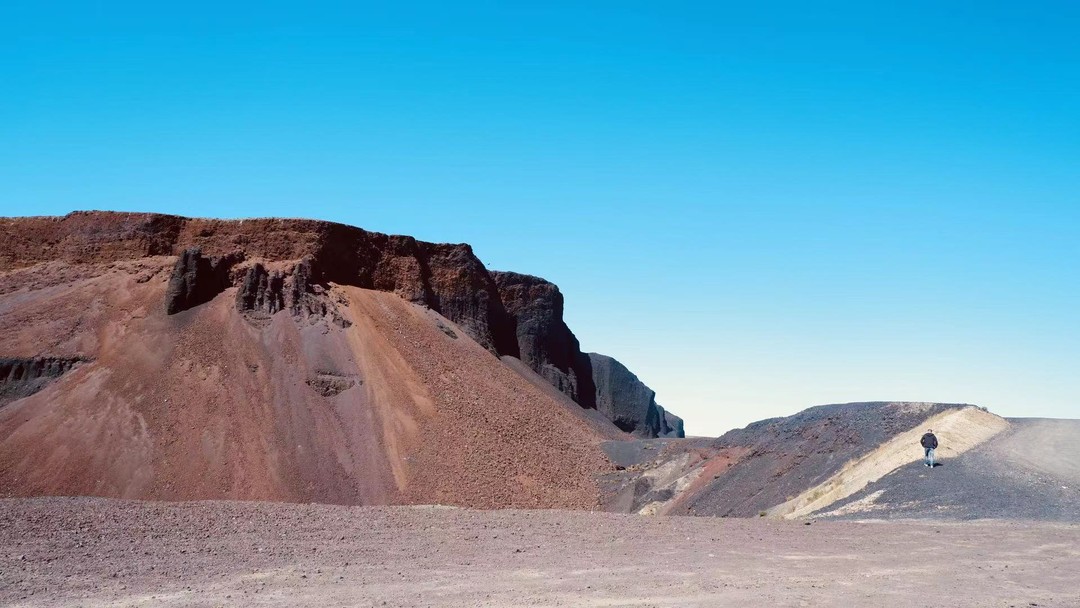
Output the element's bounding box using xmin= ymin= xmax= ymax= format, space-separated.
xmin=2 ymin=497 xmax=1078 ymax=608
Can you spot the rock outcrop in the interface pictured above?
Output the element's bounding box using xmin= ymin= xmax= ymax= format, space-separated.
xmin=0 ymin=211 xmax=681 ymax=435
xmin=589 ymin=353 xmax=684 ymax=438
xmin=657 ymin=406 xmax=685 ymax=438
xmin=235 ymin=263 xmax=286 ymax=316
xmin=492 ymin=272 xmax=595 ymax=408
xmin=0 ymin=356 xmax=87 ymax=407
xmin=234 ymin=259 xmax=351 ymax=328
xmin=165 ymin=248 xmax=240 ymax=314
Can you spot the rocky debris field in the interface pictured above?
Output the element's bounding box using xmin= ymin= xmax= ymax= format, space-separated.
xmin=2 ymin=497 xmax=1078 ymax=607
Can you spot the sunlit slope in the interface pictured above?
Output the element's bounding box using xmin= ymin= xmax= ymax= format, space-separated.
xmin=0 ymin=259 xmax=616 ymax=508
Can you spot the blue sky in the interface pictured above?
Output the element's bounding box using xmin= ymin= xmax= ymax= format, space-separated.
xmin=2 ymin=2 xmax=1078 ymax=434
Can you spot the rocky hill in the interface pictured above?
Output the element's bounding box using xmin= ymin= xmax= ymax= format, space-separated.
xmin=816 ymin=417 xmax=1080 ymax=521
xmin=598 ymin=401 xmax=1066 ymax=520
xmin=0 ymin=211 xmax=683 ymax=507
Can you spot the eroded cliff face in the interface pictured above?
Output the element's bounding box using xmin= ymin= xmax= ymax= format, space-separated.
xmin=589 ymin=353 xmax=685 ymax=438
xmin=0 ymin=211 xmax=681 ymax=436
xmin=165 ymin=249 xmax=239 ymax=315
xmin=660 ymin=407 xmax=685 ymax=438
xmin=491 ymin=272 xmax=595 ymax=408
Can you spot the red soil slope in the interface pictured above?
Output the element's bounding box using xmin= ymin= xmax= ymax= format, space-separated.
xmin=0 ymin=214 xmax=621 ymax=508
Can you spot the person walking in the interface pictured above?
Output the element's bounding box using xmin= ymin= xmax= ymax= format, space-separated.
xmin=920 ymin=429 xmax=939 ymax=467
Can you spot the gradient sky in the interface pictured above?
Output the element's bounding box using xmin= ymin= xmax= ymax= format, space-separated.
xmin=3 ymin=2 xmax=1078 ymax=435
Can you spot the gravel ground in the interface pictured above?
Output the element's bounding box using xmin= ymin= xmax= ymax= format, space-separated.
xmin=2 ymin=497 xmax=1078 ymax=607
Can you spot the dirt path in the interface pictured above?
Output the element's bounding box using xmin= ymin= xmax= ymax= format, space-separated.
xmin=2 ymin=497 xmax=1078 ymax=607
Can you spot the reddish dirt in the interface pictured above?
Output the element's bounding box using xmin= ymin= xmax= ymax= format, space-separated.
xmin=0 ymin=255 xmax=617 ymax=508
xmin=659 ymin=446 xmax=748 ymax=514
xmin=343 ymin=287 xmax=619 ymax=509
xmin=2 ymin=497 xmax=1078 ymax=607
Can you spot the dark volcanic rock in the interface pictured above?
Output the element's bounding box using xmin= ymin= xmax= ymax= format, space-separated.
xmin=589 ymin=353 xmax=684 ymax=438
xmin=417 ymin=244 xmax=518 ymax=356
xmin=657 ymin=406 xmax=685 ymax=438
xmin=235 ymin=263 xmax=285 ymax=315
xmin=235 ymin=258 xmax=352 ymax=328
xmin=0 ymin=357 xmax=87 ymax=407
xmin=165 ymin=248 xmax=239 ymax=315
xmin=492 ymin=272 xmax=595 ymax=408
xmin=589 ymin=353 xmax=657 ymax=435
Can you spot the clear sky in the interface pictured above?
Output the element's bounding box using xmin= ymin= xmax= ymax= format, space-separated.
xmin=3 ymin=2 xmax=1078 ymax=435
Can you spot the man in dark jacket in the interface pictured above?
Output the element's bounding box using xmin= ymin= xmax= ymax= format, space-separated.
xmin=921 ymin=429 xmax=939 ymax=467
